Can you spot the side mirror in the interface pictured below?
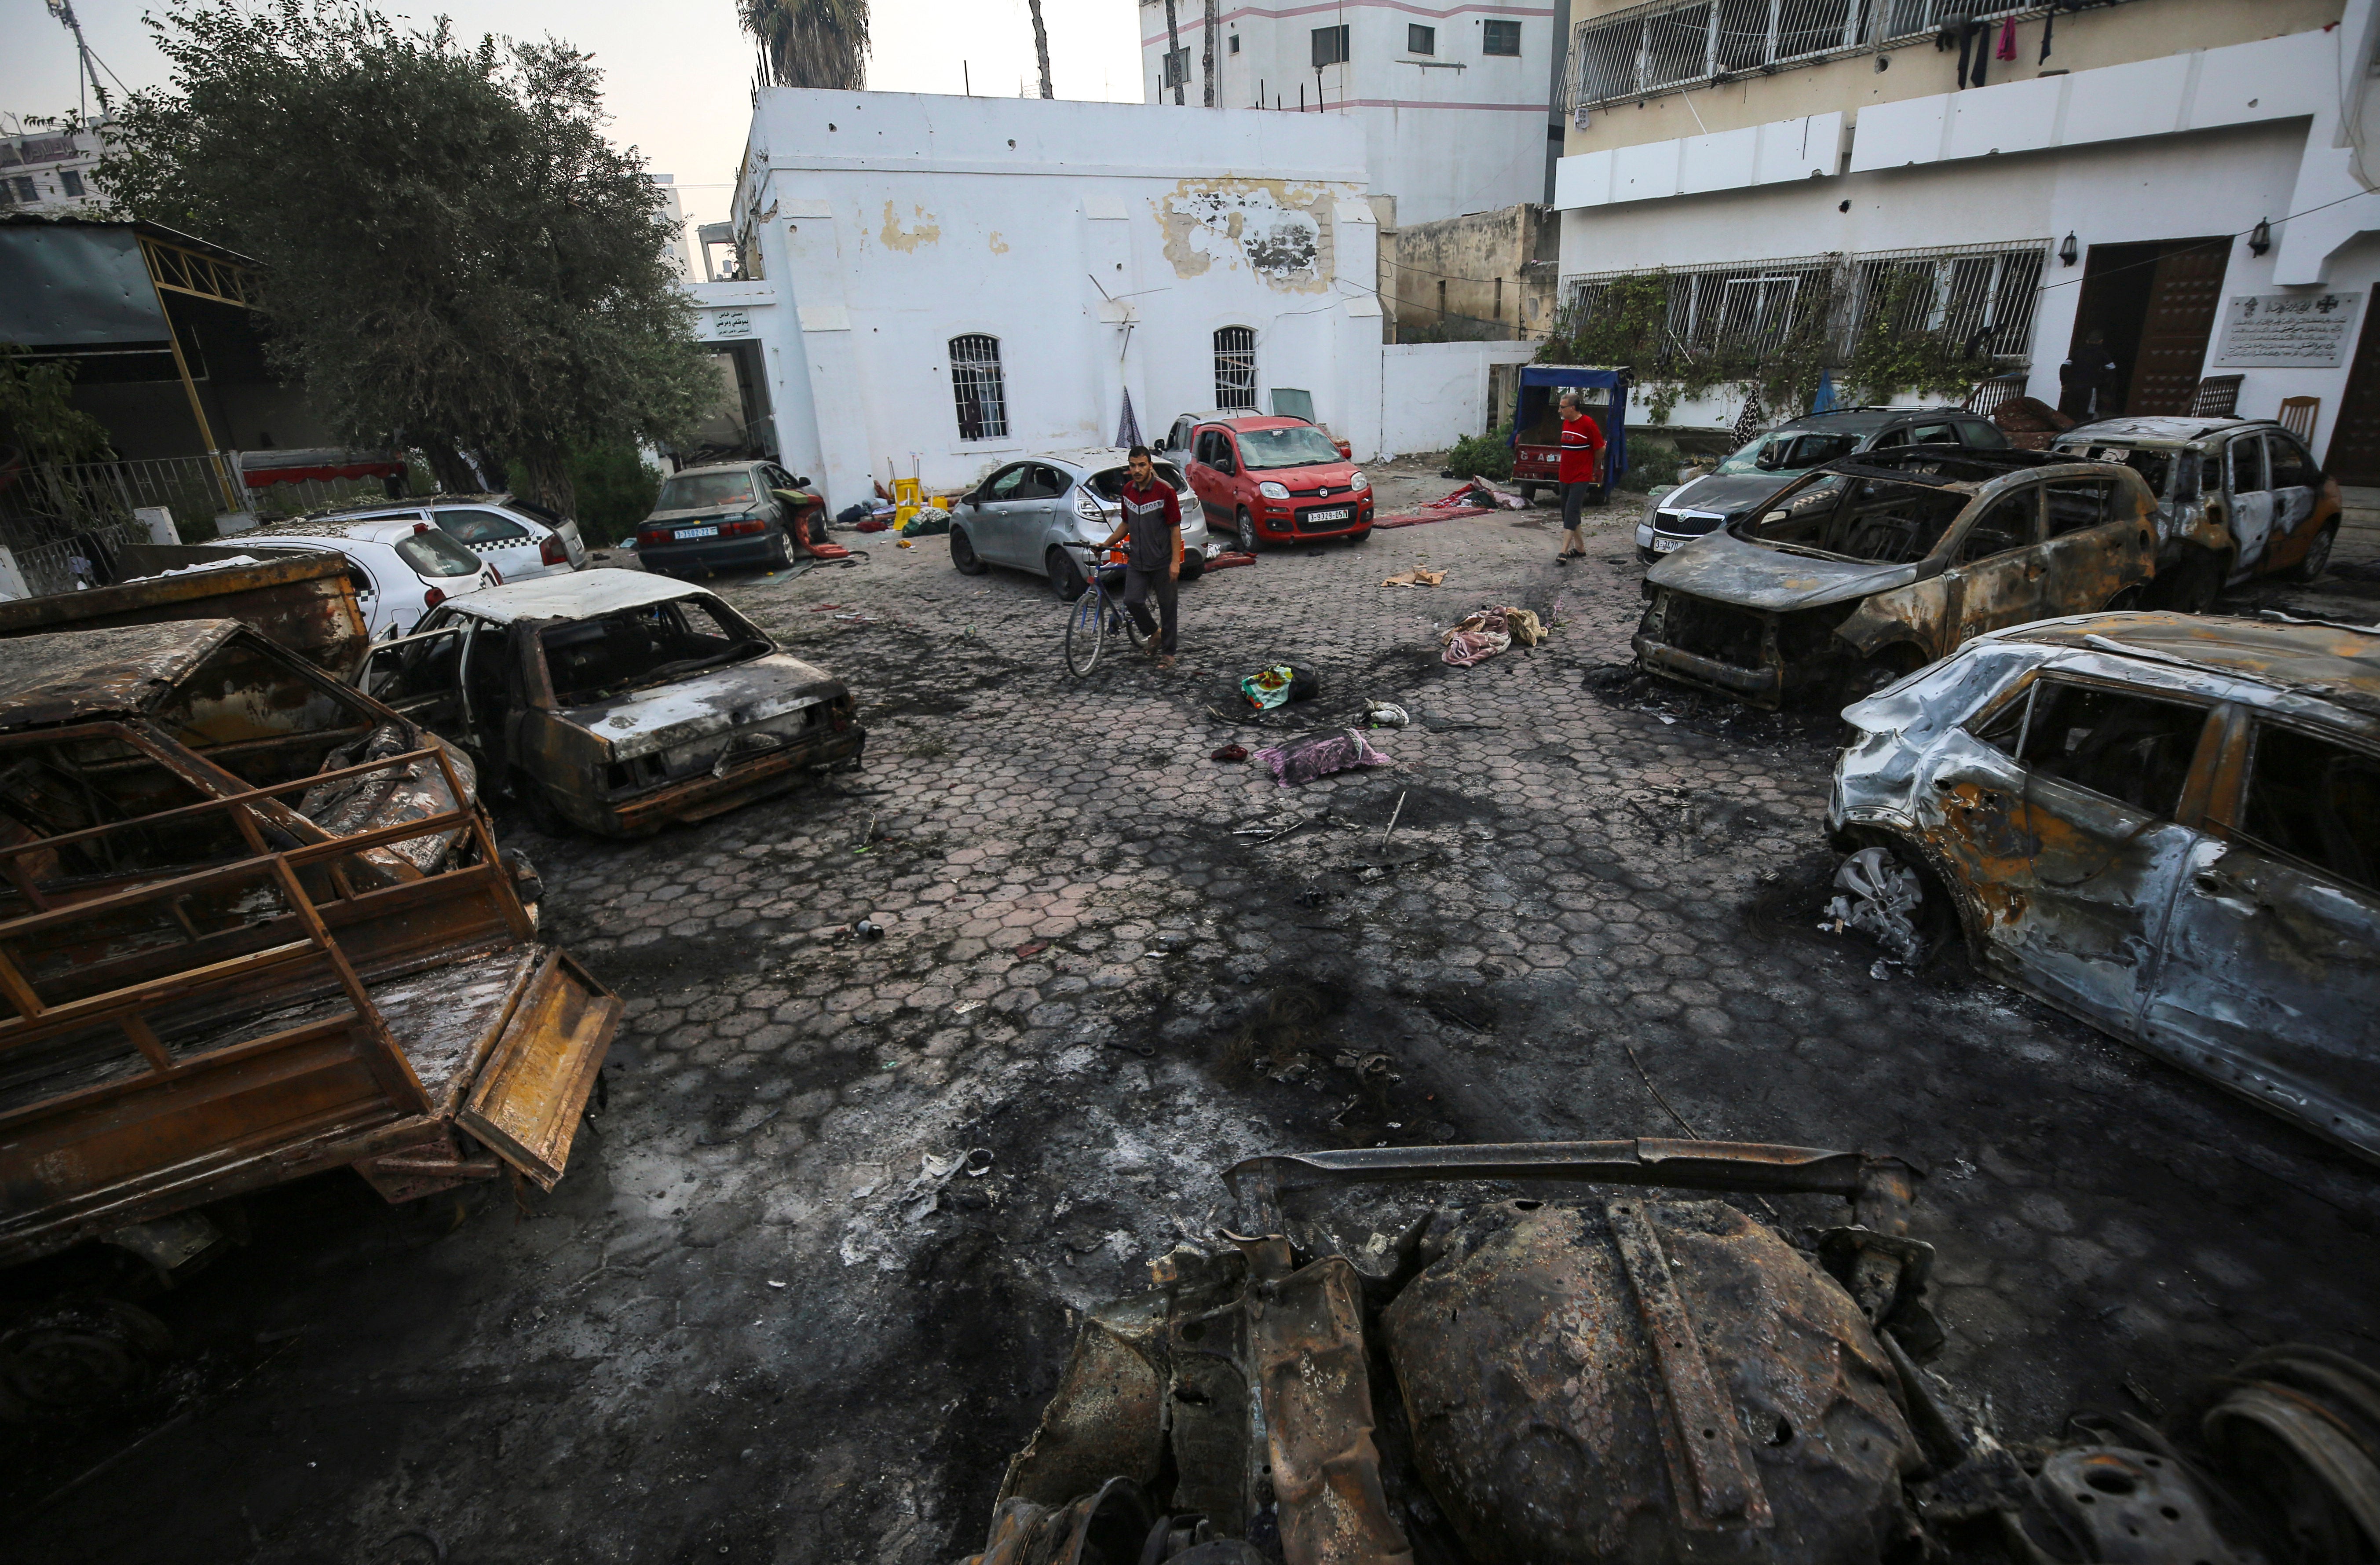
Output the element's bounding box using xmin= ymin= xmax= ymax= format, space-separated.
xmin=793 ymin=476 xmax=811 ymax=488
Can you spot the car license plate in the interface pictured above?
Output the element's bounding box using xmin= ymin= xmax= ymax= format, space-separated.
xmin=675 ymin=525 xmax=719 ymax=539
xmin=1652 ymin=535 xmax=1687 ymax=552
xmin=1308 ymin=507 xmax=1351 ymax=523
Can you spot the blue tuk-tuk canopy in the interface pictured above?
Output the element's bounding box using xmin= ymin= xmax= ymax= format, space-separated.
xmin=1511 ymin=364 xmax=1629 ymax=480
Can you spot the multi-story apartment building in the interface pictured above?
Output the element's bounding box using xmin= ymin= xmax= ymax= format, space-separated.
xmin=1136 ymin=0 xmax=1570 ymax=226
xmin=1547 ymin=0 xmax=2380 ymax=480
xmin=0 ymin=121 xmax=107 ymax=214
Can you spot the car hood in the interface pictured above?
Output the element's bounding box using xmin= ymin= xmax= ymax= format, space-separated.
xmin=1246 ymin=461 xmax=1357 ymax=486
xmin=560 ymin=652 xmax=844 ymax=760
xmin=1646 ymin=527 xmax=1928 ymax=611
xmin=1657 ymin=472 xmax=1799 ymax=517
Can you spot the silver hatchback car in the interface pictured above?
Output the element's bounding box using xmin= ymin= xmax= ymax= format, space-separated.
xmin=947 ymin=448 xmax=1214 ymax=599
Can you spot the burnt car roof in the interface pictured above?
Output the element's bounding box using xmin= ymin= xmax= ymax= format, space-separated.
xmin=2054 ymin=416 xmax=2278 ymax=448
xmin=441 ymin=570 xmax=726 ymax=626
xmin=2000 ymin=612 xmax=2380 ymax=703
xmin=1769 ymin=406 xmax=1964 ymax=435
xmin=0 ymin=619 xmax=243 ymax=728
xmin=1813 ymin=446 xmax=2092 ymax=487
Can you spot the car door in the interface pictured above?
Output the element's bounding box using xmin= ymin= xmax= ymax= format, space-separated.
xmin=2260 ymin=431 xmax=2324 ymax=569
xmin=434 ymin=506 xmax=541 ymax=583
xmin=1939 ymin=484 xmax=2046 ymax=646
xmin=1977 ymin=676 xmax=2218 ymax=1032
xmin=2145 ymin=714 xmax=2380 ymax=1152
xmin=1016 ymin=464 xmax=1073 ymax=560
xmin=2036 ymin=475 xmax=2153 ymax=616
xmin=1956 ymin=417 xmax=2011 ymax=450
xmin=1187 ymin=430 xmax=1228 ymax=529
xmin=358 ymin=613 xmax=470 ymax=731
xmin=2220 ymin=433 xmax=2276 ymax=575
xmin=965 ymin=461 xmax=1038 ymax=565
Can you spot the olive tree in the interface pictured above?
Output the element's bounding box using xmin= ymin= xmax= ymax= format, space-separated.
xmin=101 ymin=0 xmax=715 ymax=514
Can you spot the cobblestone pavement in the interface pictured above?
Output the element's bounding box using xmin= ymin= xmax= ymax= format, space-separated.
xmin=15 ymin=467 xmax=2380 ymax=1563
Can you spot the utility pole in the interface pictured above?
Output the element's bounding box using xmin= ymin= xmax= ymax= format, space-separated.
xmin=1029 ymin=0 xmax=1053 ymax=99
xmin=1203 ymin=0 xmax=1218 ymax=108
xmin=45 ymin=0 xmax=114 ymax=117
xmin=1164 ymin=0 xmax=1184 ymax=105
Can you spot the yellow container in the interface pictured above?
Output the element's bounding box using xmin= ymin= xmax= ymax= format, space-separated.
xmin=891 ymin=478 xmax=922 ymax=508
xmin=894 ymin=502 xmax=921 ymax=528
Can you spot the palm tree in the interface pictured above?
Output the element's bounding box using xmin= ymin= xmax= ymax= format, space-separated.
xmin=1028 ymin=0 xmax=1053 ymax=97
xmin=741 ymin=0 xmax=869 ymax=91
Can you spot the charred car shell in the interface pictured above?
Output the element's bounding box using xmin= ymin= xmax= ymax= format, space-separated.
xmin=2051 ymin=415 xmax=2343 ymax=606
xmin=362 ymin=572 xmax=863 ymax=837
xmin=1635 ymin=447 xmax=2160 ymax=709
xmin=1828 ymin=611 xmax=2380 ymax=1165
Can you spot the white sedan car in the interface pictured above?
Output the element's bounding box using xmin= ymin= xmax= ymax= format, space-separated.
xmin=238 ymin=517 xmax=498 ymax=639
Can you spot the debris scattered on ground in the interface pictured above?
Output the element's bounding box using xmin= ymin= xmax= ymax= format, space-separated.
xmin=1381 ymin=789 xmax=1408 ymax=847
xmin=1240 ymin=663 xmax=1319 ymax=709
xmin=1826 ymin=847 xmax=1925 ymax=965
xmin=1440 ymin=606 xmax=1542 ymax=667
xmin=849 ymin=918 xmax=884 ymax=940
xmin=1014 ymin=940 xmax=1049 ymax=958
xmin=897 ymin=506 xmax=951 ymax=536
xmin=1363 ymin=700 xmax=1409 ymax=728
xmin=1380 ymin=566 xmax=1445 ymax=588
xmin=1210 ymin=742 xmax=1248 ymax=762
xmin=1252 ymin=728 xmax=1391 ymax=786
xmin=1207 ymin=550 xmax=1257 ymax=570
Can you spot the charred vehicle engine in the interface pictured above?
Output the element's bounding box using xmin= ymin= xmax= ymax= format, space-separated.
xmin=962 ymin=1140 xmax=2380 ymax=1565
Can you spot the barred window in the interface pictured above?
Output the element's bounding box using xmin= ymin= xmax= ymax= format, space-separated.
xmin=950 ymin=334 xmax=1009 ymax=441
xmin=1215 ymin=327 xmax=1257 ymax=410
xmin=1483 ymin=19 xmax=1521 ymax=55
xmin=1312 ymin=24 xmax=1350 ymax=67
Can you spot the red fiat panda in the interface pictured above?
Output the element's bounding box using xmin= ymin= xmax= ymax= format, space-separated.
xmin=1181 ymin=416 xmax=1372 ymax=553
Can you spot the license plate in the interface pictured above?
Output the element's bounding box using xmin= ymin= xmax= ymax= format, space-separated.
xmin=1307 ymin=507 xmax=1351 ymax=523
xmin=1651 ymin=535 xmax=1687 ymax=552
xmin=675 ymin=525 xmax=719 ymax=539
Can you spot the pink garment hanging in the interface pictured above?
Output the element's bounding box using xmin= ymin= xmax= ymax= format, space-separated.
xmin=1995 ymin=18 xmax=2017 ymax=60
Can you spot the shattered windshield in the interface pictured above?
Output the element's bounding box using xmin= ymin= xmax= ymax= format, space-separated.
xmin=2062 ymin=443 xmax=2180 ymax=499
xmin=541 ymin=597 xmax=770 ymax=705
xmin=1089 ymin=461 xmax=1187 ymax=499
xmin=1236 ymin=427 xmax=1344 ymax=470
xmin=1741 ymin=475 xmax=1969 ymax=563
xmin=655 ymin=472 xmax=757 ymax=512
xmin=1716 ymin=430 xmax=1861 ymax=476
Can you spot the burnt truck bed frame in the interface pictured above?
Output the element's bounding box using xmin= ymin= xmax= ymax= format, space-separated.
xmin=0 ymin=550 xmax=369 ymax=677
xmin=0 ymin=731 xmax=619 ymax=1266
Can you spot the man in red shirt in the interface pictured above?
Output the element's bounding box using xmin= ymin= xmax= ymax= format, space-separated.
xmin=1555 ymin=390 xmax=1606 ymax=564
xmin=1097 ymin=445 xmax=1182 ymax=664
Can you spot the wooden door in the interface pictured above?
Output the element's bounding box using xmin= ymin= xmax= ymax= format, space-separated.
xmin=2328 ymin=305 xmax=2380 ymax=483
xmin=2126 ymin=241 xmax=2229 ymax=415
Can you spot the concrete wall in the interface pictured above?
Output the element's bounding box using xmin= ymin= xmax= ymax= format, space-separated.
xmin=1561 ymin=0 xmax=2337 ymax=155
xmin=1389 ymin=203 xmax=1558 ymax=341
xmin=1379 ymin=339 xmax=1539 ymax=453
xmin=1551 ymin=15 xmax=2380 ymax=461
xmin=716 ymin=91 xmax=1388 ymax=508
xmin=1137 ymin=0 xmax=1558 ymax=224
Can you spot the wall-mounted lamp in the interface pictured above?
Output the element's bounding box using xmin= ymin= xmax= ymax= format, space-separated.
xmin=2248 ymin=218 xmax=2272 ymax=257
xmin=2058 ymin=232 xmax=2078 ymax=267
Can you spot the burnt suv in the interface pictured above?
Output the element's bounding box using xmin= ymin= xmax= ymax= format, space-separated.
xmin=1637 ymin=407 xmax=2009 ymax=562
xmin=1634 ymin=446 xmax=2157 ymax=708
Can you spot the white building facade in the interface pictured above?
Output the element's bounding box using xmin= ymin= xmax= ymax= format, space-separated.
xmin=1137 ymin=0 xmax=1563 ymax=225
xmin=704 ymin=90 xmax=1389 ymax=508
xmin=0 ymin=121 xmax=106 ymax=214
xmin=1547 ymin=0 xmax=2380 ymax=481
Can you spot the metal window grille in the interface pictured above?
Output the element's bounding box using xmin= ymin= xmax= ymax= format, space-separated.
xmin=1559 ymin=238 xmax=2048 ymax=370
xmin=949 ymin=334 xmax=1009 ymax=441
xmin=1569 ymin=0 xmax=2066 ymax=113
xmin=1483 ymin=19 xmax=1522 ymax=55
xmin=1215 ymin=326 xmax=1258 ymax=409
xmin=1312 ymin=25 xmax=1350 ymax=67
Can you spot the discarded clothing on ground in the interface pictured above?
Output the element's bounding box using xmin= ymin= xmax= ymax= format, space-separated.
xmin=1240 ymin=663 xmax=1319 ymax=709
xmin=898 ymin=506 xmax=951 ymax=537
xmin=1363 ymin=699 xmax=1409 ymax=728
xmin=1440 ymin=604 xmax=1544 ymax=666
xmin=1426 ymin=478 xmax=1526 ymax=513
xmin=1379 ymin=566 xmax=1445 ymax=588
xmin=1253 ymin=728 xmax=1389 ymax=786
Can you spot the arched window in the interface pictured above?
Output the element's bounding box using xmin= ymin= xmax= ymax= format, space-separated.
xmin=950 ymin=334 xmax=1008 ymax=440
xmin=1214 ymin=326 xmax=1257 ymax=410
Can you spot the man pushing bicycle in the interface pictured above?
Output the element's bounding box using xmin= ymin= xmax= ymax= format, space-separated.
xmin=1095 ymin=445 xmax=1182 ymax=666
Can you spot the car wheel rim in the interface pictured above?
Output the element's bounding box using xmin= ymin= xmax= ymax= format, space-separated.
xmin=2308 ymin=529 xmax=2334 ymax=577
xmin=1238 ymin=516 xmax=1255 ymax=552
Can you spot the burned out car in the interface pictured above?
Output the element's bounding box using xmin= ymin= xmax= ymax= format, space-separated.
xmin=1828 ymin=611 xmax=2380 ymax=1165
xmin=362 ymin=572 xmax=863 ymax=837
xmin=1636 ymin=447 xmax=2159 ymax=708
xmin=0 ymin=621 xmax=617 ymax=1276
xmin=2050 ymin=416 xmax=2343 ymax=607
xmin=966 ymin=1139 xmax=2376 ymax=1565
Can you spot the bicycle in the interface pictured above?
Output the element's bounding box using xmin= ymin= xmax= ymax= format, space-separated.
xmin=1060 ymin=540 xmax=1160 ymax=675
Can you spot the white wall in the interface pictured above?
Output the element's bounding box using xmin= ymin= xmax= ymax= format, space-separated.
xmin=1380 ymin=340 xmax=1539 ymax=453
xmin=1136 ymin=0 xmax=1556 ymax=224
xmin=719 ymin=91 xmax=1388 ymax=508
xmin=1549 ymin=18 xmax=2380 ymax=458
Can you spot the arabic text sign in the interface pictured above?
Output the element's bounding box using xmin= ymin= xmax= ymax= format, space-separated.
xmin=2212 ymin=292 xmax=2363 ymax=368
